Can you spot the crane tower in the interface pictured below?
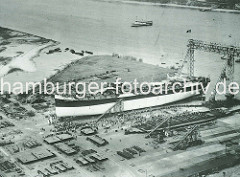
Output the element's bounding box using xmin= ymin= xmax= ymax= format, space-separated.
xmin=184 ymin=39 xmax=240 ymax=101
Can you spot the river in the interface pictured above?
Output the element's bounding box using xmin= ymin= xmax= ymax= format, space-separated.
xmin=0 ymin=0 xmax=240 ymax=97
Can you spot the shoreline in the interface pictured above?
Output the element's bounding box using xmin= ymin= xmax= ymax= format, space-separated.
xmin=0 ymin=26 xmax=95 ymax=89
xmin=0 ymin=26 xmax=58 ymax=78
xmin=97 ymin=0 xmax=240 ymax=14
xmin=0 ymin=26 xmax=175 ymax=93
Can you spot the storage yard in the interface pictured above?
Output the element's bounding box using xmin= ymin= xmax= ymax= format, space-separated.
xmin=1 ymin=93 xmax=240 ymax=177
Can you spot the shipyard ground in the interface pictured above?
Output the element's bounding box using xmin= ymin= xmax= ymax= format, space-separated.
xmin=1 ymin=95 xmax=240 ymax=177
xmin=1 ymin=27 xmax=240 ymax=177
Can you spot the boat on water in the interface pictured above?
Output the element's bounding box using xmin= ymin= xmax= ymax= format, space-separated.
xmin=55 ymin=75 xmax=210 ymax=118
xmin=235 ymin=59 xmax=240 ymax=63
xmin=221 ymin=56 xmax=227 ymax=60
xmin=131 ymin=20 xmax=153 ymax=27
xmin=199 ymin=8 xmax=212 ymax=12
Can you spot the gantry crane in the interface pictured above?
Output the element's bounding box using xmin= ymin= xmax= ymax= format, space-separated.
xmin=182 ymin=39 xmax=240 ymax=101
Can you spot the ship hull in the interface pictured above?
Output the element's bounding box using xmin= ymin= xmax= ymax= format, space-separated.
xmin=55 ymin=88 xmax=202 ymax=117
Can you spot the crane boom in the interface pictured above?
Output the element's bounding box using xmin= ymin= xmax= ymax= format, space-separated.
xmin=145 ymin=117 xmax=170 ymax=138
xmin=95 ymin=99 xmax=123 ymax=124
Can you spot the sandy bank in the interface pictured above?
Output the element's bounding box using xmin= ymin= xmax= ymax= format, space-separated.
xmin=0 ymin=26 xmax=56 ymax=77
xmin=0 ymin=43 xmax=58 ymax=77
xmin=0 ymin=27 xmax=93 ymax=86
xmin=98 ymin=0 xmax=240 ymax=14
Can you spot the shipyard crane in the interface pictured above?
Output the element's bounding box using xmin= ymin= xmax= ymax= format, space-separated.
xmin=170 ymin=125 xmax=201 ymax=151
xmin=181 ymin=39 xmax=240 ymax=101
xmin=145 ymin=116 xmax=172 ymax=138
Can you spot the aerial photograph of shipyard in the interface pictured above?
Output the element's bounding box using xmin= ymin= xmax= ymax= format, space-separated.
xmin=1 ymin=0 xmax=240 ymax=177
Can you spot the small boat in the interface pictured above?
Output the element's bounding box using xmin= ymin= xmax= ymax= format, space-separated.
xmin=199 ymin=8 xmax=212 ymax=12
xmin=131 ymin=20 xmax=153 ymax=27
xmin=221 ymin=56 xmax=227 ymax=60
xmin=85 ymin=51 xmax=93 ymax=55
xmin=75 ymin=52 xmax=84 ymax=56
xmin=235 ymin=59 xmax=240 ymax=63
xmin=136 ymin=20 xmax=153 ymax=26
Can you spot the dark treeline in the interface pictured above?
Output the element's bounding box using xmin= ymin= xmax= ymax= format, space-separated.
xmin=131 ymin=0 xmax=240 ymax=9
